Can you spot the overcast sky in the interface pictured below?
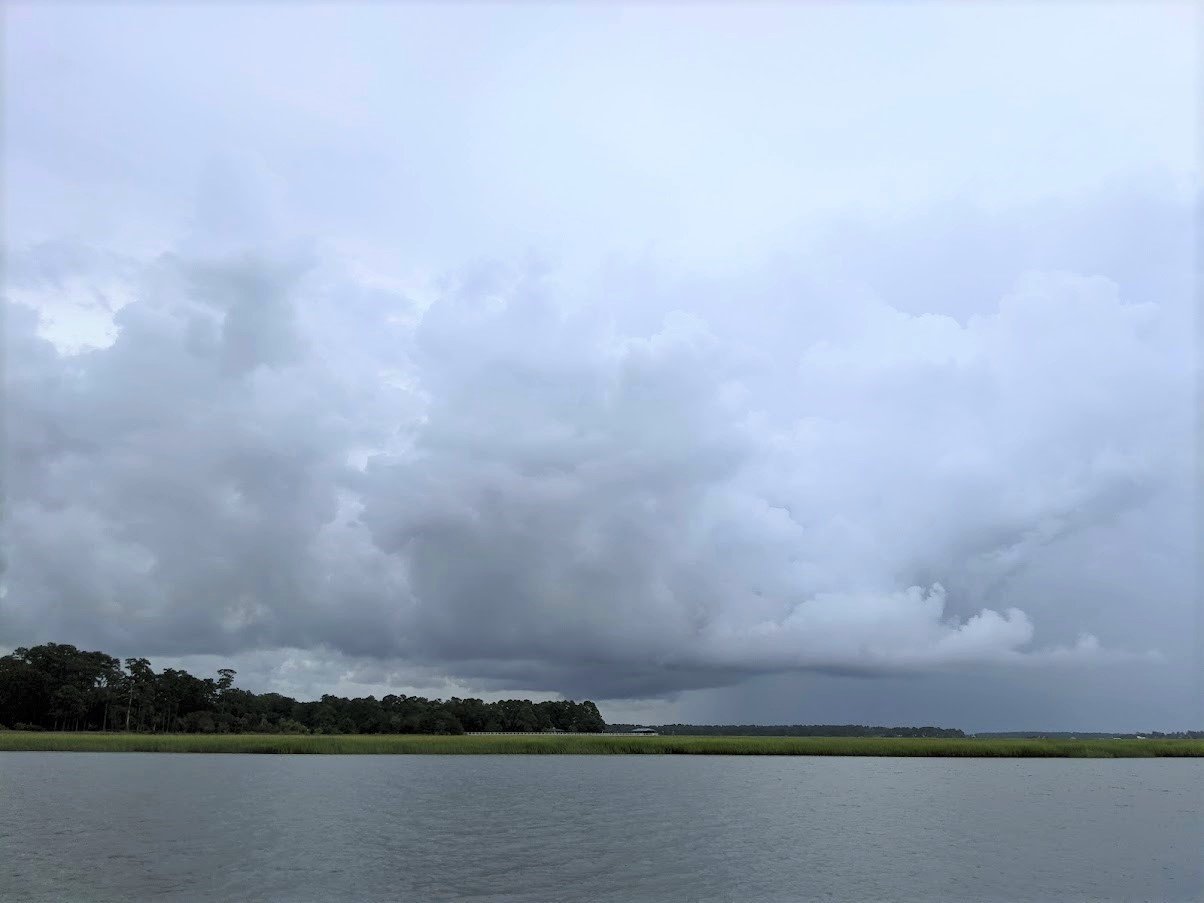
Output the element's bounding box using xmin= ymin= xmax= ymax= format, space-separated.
xmin=3 ymin=2 xmax=1199 ymax=731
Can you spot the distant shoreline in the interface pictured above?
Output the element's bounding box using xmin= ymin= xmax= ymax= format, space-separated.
xmin=2 ymin=733 xmax=1202 ymax=757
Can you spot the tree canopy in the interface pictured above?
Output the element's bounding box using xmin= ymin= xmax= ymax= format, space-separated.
xmin=0 ymin=643 xmax=606 ymax=735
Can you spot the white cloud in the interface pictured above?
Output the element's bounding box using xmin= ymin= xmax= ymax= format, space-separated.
xmin=3 ymin=202 xmax=1189 ymax=697
xmin=2 ymin=3 xmax=1195 ymax=721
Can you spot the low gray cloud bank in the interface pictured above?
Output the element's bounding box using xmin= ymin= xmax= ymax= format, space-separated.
xmin=2 ymin=208 xmax=1190 ymax=698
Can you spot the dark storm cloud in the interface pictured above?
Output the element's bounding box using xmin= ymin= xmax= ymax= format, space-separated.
xmin=2 ymin=193 xmax=1190 ymax=699
xmin=2 ymin=4 xmax=1195 ymax=720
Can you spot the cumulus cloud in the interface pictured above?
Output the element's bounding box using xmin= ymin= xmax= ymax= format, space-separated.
xmin=2 ymin=200 xmax=1189 ymax=698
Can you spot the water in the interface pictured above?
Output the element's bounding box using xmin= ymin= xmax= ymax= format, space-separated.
xmin=1 ymin=754 xmax=1199 ymax=902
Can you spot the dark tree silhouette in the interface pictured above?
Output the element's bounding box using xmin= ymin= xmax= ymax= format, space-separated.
xmin=0 ymin=643 xmax=608 ymax=736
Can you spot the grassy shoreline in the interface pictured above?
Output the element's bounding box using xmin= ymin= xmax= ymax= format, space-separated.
xmin=1 ymin=732 xmax=1202 ymax=757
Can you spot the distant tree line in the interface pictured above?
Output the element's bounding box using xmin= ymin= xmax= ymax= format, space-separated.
xmin=973 ymin=731 xmax=1204 ymax=740
xmin=609 ymin=723 xmax=967 ymax=738
xmin=0 ymin=643 xmax=606 ymax=735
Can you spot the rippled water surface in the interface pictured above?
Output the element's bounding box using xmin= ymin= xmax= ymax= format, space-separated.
xmin=1 ymin=753 xmax=1199 ymax=902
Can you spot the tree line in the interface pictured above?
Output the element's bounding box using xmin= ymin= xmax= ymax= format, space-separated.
xmin=974 ymin=731 xmax=1204 ymax=740
xmin=0 ymin=643 xmax=606 ymax=735
xmin=609 ymin=723 xmax=967 ymax=738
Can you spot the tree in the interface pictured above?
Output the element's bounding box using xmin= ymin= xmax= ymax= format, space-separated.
xmin=50 ymin=685 xmax=88 ymax=732
xmin=123 ymin=658 xmax=154 ymax=731
xmin=0 ymin=642 xmax=612 ymax=736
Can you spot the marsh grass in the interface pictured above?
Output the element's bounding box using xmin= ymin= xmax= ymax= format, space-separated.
xmin=1 ymin=732 xmax=1201 ymax=756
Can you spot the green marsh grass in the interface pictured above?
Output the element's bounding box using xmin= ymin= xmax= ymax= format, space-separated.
xmin=1 ymin=732 xmax=1201 ymax=757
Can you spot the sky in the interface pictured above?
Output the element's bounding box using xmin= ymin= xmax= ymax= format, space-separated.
xmin=2 ymin=2 xmax=1199 ymax=731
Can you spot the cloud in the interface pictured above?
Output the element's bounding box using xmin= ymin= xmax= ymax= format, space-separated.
xmin=2 ymin=194 xmax=1189 ymax=699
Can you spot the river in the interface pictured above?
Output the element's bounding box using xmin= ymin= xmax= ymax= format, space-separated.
xmin=1 ymin=753 xmax=1199 ymax=902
